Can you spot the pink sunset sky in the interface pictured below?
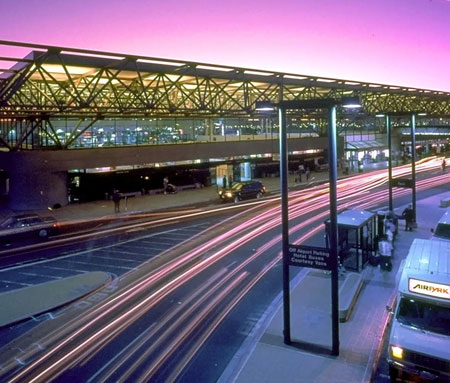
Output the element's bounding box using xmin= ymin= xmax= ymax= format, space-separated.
xmin=1 ymin=0 xmax=450 ymax=91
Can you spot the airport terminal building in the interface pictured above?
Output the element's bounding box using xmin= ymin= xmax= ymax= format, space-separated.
xmin=1 ymin=41 xmax=450 ymax=209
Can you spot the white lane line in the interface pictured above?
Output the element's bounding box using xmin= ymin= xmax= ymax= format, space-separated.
xmin=56 ymin=259 xmax=133 ymax=271
xmin=0 ymin=279 xmax=31 ymax=287
xmin=86 ymin=322 xmax=158 ymax=383
xmin=19 ymin=272 xmax=61 ymax=280
xmin=86 ymin=255 xmax=141 ymax=264
xmin=37 ymin=265 xmax=92 ymax=274
xmin=0 ymin=221 xmax=211 ymax=273
xmin=94 ymin=249 xmax=151 ymax=257
xmin=155 ymin=233 xmax=194 ymax=239
xmin=132 ymin=240 xmax=175 ymax=246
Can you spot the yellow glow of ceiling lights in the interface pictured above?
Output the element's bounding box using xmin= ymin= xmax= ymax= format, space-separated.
xmin=41 ymin=64 xmax=93 ymax=75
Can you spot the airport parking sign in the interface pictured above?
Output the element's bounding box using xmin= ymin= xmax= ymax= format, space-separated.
xmin=287 ymin=245 xmax=332 ymax=270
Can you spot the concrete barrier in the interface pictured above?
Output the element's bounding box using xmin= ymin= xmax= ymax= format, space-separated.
xmin=339 ymin=272 xmax=363 ymax=322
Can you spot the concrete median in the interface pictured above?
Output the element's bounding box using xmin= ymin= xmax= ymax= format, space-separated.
xmin=0 ymin=271 xmax=111 ymax=328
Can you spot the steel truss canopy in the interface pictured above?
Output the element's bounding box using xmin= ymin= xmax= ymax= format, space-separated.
xmin=0 ymin=41 xmax=450 ymax=120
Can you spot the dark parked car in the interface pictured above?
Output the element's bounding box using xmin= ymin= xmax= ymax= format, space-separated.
xmin=218 ymin=181 xmax=266 ymax=203
xmin=0 ymin=214 xmax=58 ymax=247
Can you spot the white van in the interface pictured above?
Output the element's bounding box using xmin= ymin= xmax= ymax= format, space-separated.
xmin=431 ymin=208 xmax=450 ymax=242
xmin=387 ymin=239 xmax=450 ymax=382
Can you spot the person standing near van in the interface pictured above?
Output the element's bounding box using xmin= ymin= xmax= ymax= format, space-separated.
xmin=222 ymin=175 xmax=227 ymax=189
xmin=402 ymin=204 xmax=414 ymax=231
xmin=378 ymin=235 xmax=393 ymax=271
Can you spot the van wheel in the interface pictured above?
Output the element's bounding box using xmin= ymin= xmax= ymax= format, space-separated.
xmin=39 ymin=229 xmax=49 ymax=238
xmin=256 ymin=192 xmax=263 ymax=199
xmin=389 ymin=365 xmax=398 ymax=382
xmin=234 ymin=195 xmax=240 ymax=203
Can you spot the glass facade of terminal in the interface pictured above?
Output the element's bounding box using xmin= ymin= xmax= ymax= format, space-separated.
xmin=3 ymin=114 xmax=449 ymax=151
xmin=4 ymin=116 xmax=321 ymax=149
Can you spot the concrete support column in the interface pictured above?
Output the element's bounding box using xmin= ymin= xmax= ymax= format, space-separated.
xmin=391 ymin=129 xmax=402 ymax=164
xmin=7 ymin=153 xmax=68 ymax=210
xmin=9 ymin=170 xmax=68 ymax=211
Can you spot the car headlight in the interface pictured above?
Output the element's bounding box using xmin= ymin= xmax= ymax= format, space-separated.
xmin=218 ymin=190 xmax=223 ymax=195
xmin=225 ymin=192 xmax=232 ymax=197
xmin=391 ymin=346 xmax=404 ymax=360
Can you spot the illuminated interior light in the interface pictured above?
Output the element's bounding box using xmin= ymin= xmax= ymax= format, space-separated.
xmin=284 ymin=74 xmax=308 ymax=80
xmin=244 ymin=70 xmax=273 ymax=76
xmin=90 ymin=78 xmax=119 ymax=85
xmin=163 ymin=74 xmax=181 ymax=82
xmin=196 ymin=64 xmax=230 ymax=72
xmin=41 ymin=64 xmax=93 ymax=75
xmin=137 ymin=58 xmax=185 ymax=66
xmin=227 ymin=82 xmax=244 ymax=87
xmin=316 ymin=78 xmax=336 ymax=83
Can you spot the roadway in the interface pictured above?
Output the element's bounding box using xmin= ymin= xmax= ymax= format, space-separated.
xmin=0 ymin=158 xmax=448 ymax=383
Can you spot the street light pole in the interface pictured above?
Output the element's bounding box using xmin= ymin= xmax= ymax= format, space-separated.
xmin=328 ymin=105 xmax=339 ymax=356
xmin=386 ymin=114 xmax=393 ymax=211
xmin=279 ymin=105 xmax=291 ymax=345
xmin=411 ymin=113 xmax=417 ymax=222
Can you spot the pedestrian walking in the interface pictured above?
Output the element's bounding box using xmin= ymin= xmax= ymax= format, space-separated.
xmin=163 ymin=176 xmax=169 ymax=194
xmin=442 ymin=158 xmax=446 ymax=171
xmin=298 ymin=165 xmax=303 ymax=183
xmin=401 ymin=204 xmax=414 ymax=231
xmin=112 ymin=190 xmax=121 ymax=213
xmin=222 ymin=175 xmax=227 ymax=189
xmin=305 ymin=167 xmax=311 ymax=181
xmin=228 ymin=174 xmax=233 ymax=187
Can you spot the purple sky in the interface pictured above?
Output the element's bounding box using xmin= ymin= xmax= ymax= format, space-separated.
xmin=2 ymin=0 xmax=450 ymax=91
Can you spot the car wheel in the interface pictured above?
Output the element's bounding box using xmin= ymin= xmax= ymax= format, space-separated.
xmin=39 ymin=229 xmax=49 ymax=238
xmin=234 ymin=195 xmax=240 ymax=203
xmin=256 ymin=192 xmax=263 ymax=199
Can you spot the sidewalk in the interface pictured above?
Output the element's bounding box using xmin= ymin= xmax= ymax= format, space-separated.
xmin=222 ymin=190 xmax=449 ymax=383
xmin=0 ymin=166 xmax=352 ymax=223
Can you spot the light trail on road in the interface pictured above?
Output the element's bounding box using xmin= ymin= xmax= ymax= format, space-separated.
xmin=1 ymin=157 xmax=448 ymax=383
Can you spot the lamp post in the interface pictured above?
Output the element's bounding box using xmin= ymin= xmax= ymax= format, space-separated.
xmin=386 ymin=114 xmax=393 ymax=211
xmin=411 ymin=113 xmax=417 ymax=222
xmin=256 ymin=96 xmax=361 ymax=356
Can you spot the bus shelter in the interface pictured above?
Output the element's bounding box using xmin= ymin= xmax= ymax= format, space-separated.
xmin=325 ymin=209 xmax=377 ymax=272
